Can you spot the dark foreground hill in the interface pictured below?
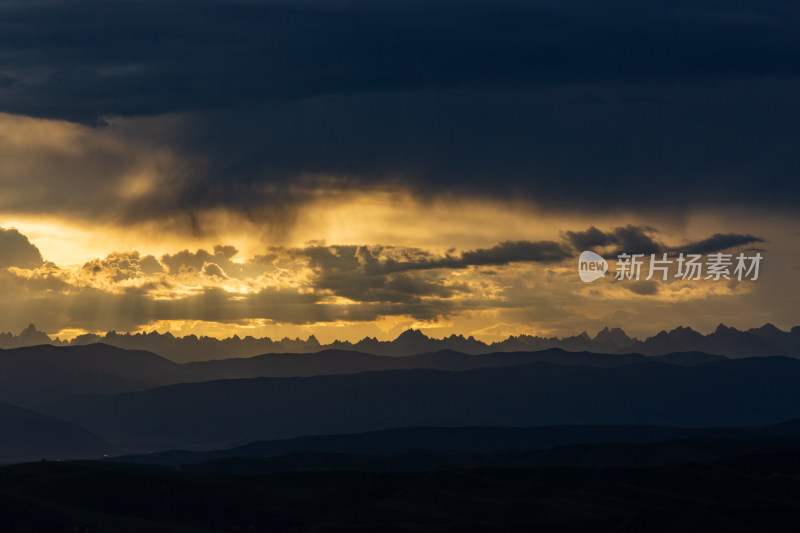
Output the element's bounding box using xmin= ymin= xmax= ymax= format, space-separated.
xmin=112 ymin=419 xmax=800 ymax=468
xmin=175 ymin=437 xmax=800 ymax=474
xmin=0 ymin=401 xmax=111 ymax=464
xmin=0 ymin=342 xmax=719 ymax=408
xmin=0 ymin=344 xmax=181 ymax=407
xmin=3 ymin=448 xmax=800 ymax=532
xmin=44 ymin=356 xmax=800 ymax=451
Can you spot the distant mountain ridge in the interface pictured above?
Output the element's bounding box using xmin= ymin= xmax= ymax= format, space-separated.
xmin=2 ymin=322 xmax=799 ymax=361
xmin=0 ymin=343 xmax=720 ymax=408
xmin=44 ymin=356 xmax=800 ymax=451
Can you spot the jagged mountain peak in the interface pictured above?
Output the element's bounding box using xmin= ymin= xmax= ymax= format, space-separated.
xmin=593 ymin=327 xmax=632 ymax=345
xmin=15 ymin=324 xmax=51 ymax=344
xmin=306 ymin=335 xmax=320 ymax=346
xmin=750 ymin=323 xmax=784 ymax=334
xmin=396 ymin=328 xmax=429 ymax=340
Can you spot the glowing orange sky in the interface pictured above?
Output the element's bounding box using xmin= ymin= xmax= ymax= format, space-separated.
xmin=0 ymin=113 xmax=798 ymax=342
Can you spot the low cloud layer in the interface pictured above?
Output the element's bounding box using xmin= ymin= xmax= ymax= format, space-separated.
xmin=0 ymin=223 xmax=790 ymax=341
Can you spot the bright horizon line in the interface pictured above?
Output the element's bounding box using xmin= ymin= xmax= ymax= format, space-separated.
xmin=4 ymin=321 xmax=795 ymax=345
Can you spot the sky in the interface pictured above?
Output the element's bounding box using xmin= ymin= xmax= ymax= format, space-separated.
xmin=0 ymin=0 xmax=798 ymax=342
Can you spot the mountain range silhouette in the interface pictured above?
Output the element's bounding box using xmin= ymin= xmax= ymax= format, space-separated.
xmin=2 ymin=322 xmax=798 ymax=361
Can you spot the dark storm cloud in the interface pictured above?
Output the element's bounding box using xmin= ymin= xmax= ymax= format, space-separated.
xmin=163 ymin=79 xmax=800 ymax=211
xmin=611 ymin=226 xmax=663 ymax=255
xmin=0 ymin=0 xmax=798 ymax=211
xmin=303 ymin=240 xmax=571 ymax=275
xmin=674 ymin=233 xmax=766 ymax=255
xmin=564 ymin=226 xmax=617 ymax=250
xmin=565 ymin=225 xmax=662 ymax=255
xmin=316 ymin=269 xmax=471 ymax=305
xmin=0 ymin=228 xmax=44 ymax=269
xmin=299 ymin=240 xmax=568 ymax=303
xmin=299 ymin=229 xmax=763 ymax=305
xmin=566 ymin=226 xmax=766 ymax=256
xmin=2 ymin=0 xmax=798 ymax=121
xmin=625 ymin=281 xmax=660 ymax=296
xmin=456 ymin=241 xmax=572 ymax=266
